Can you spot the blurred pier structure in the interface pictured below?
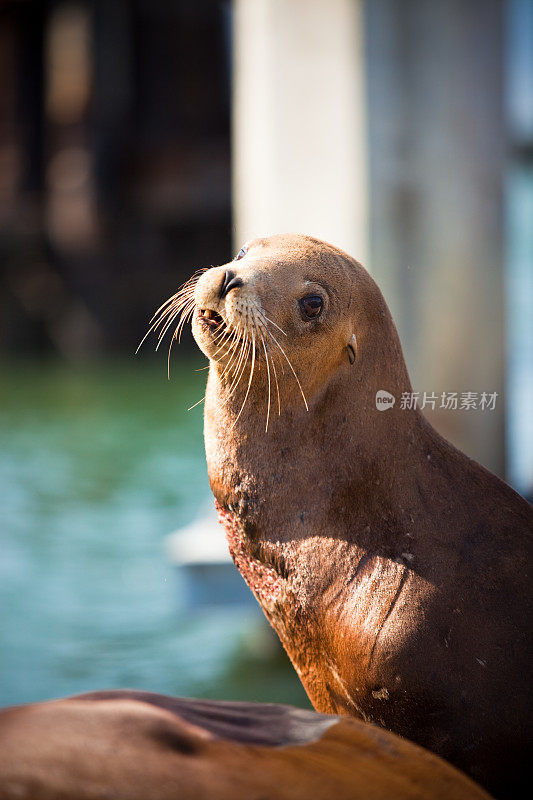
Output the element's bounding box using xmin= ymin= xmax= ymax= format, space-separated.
xmin=1 ymin=0 xmax=532 ymax=489
xmin=232 ymin=0 xmax=368 ymax=262
xmin=0 ymin=0 xmax=232 ymax=357
xmin=365 ymin=0 xmax=506 ymax=475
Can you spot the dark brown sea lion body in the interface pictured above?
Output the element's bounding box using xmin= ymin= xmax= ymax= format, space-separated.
xmin=190 ymin=234 xmax=533 ymax=797
xmin=0 ymin=691 xmax=491 ymax=800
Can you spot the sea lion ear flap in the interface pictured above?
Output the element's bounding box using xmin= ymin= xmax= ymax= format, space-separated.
xmin=346 ymin=333 xmax=358 ymax=365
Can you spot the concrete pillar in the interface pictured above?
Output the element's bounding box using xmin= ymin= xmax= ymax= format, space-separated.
xmin=232 ymin=0 xmax=368 ymax=262
xmin=366 ymin=0 xmax=506 ymax=476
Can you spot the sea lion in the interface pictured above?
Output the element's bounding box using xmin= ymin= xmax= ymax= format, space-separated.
xmin=177 ymin=233 xmax=531 ymax=798
xmin=0 ymin=691 xmax=491 ymax=799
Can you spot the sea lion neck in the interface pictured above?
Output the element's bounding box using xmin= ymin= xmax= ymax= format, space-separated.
xmin=204 ymin=359 xmax=429 ymax=557
xmin=204 ymin=365 xmax=439 ymax=716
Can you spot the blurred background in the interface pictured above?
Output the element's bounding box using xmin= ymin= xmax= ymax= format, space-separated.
xmin=1 ymin=0 xmax=532 ymax=708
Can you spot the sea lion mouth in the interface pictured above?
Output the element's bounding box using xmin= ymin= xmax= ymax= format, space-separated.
xmin=198 ymin=307 xmax=225 ymax=331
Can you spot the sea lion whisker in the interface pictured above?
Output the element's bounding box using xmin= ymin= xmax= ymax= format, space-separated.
xmin=150 ymin=285 xmax=195 ymax=329
xmin=167 ymin=283 xmax=196 ymax=306
xmin=168 ymin=304 xmax=197 ymax=377
xmin=220 ymin=341 xmax=244 ymax=383
xmin=257 ymin=310 xmax=287 ymax=337
xmin=262 ymin=325 xmax=309 ymax=412
xmin=224 ymin=327 xmax=252 ymax=401
xmin=167 ymin=332 xmax=177 ymax=379
xmin=208 ymin=313 xmax=243 ymax=360
xmin=168 ymin=292 xmax=197 ymax=322
xmin=136 ymin=269 xmax=205 ymax=353
xmin=136 ymin=299 xmax=181 ymax=353
xmin=136 ymin=325 xmax=157 ymax=354
xmin=187 ymin=395 xmax=206 ymax=411
xmin=230 ymin=329 xmax=256 ymax=429
xmin=267 ymin=337 xmax=281 ymax=416
xmin=153 ymin=298 xmax=192 ymax=348
xmin=168 ymin=315 xmax=187 ymax=375
xmin=146 ymin=292 xmax=178 ymax=325
xmin=210 ymin=326 xmax=232 ymax=358
xmin=213 ymin=322 xmax=242 ymax=364
xmin=207 ymin=322 xmax=229 ymax=353
xmin=253 ymin=314 xmax=282 ymax=416
xmin=223 ymin=332 xmax=250 ymax=401
xmin=155 ymin=308 xmax=182 ymax=351
xmin=258 ymin=328 xmax=272 ymax=432
xmin=146 ymin=296 xmax=182 ymax=336
xmin=219 ymin=331 xmax=246 ymax=394
xmin=158 ymin=295 xmax=197 ymax=345
xmin=218 ymin=324 xmax=246 ymax=383
xmin=175 ymin=300 xmax=197 ymax=343
xmin=164 ymin=292 xmax=194 ymax=332
xmin=255 ymin=312 xmax=286 ymax=374
xmin=172 ymin=293 xmax=197 ymax=324
xmin=165 ymin=267 xmax=207 ymax=309
xmin=170 ymin=267 xmax=206 ymax=294
xmin=144 ymin=286 xmax=190 ymax=328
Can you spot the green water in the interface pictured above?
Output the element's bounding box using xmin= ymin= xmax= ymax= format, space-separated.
xmin=0 ymin=359 xmax=309 ymax=709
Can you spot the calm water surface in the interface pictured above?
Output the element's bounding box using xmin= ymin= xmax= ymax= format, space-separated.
xmin=0 ymin=359 xmax=309 ymax=709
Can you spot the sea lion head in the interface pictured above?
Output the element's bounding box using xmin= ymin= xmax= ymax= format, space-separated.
xmin=188 ymin=233 xmax=410 ymax=425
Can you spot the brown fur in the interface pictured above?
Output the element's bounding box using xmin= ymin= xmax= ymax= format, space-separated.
xmin=0 ymin=691 xmax=490 ymax=799
xmin=193 ymin=234 xmax=533 ymax=799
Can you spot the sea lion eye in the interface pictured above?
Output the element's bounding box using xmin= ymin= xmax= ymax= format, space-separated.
xmin=234 ymin=246 xmax=247 ymax=261
xmin=299 ymin=294 xmax=323 ymax=320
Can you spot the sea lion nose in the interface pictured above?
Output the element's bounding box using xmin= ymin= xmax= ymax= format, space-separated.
xmin=219 ymin=269 xmax=243 ymax=299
